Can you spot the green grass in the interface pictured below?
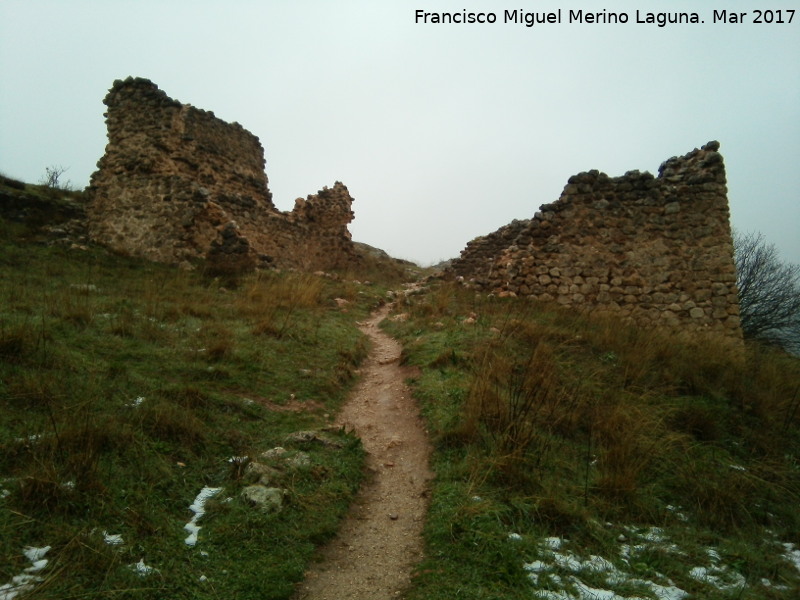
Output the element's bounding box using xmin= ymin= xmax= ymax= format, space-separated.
xmin=4 ymin=175 xmax=800 ymax=598
xmin=384 ymin=281 xmax=800 ymax=599
xmin=0 ymin=192 xmax=411 ymax=598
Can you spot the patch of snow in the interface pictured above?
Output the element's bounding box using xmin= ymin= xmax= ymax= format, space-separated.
xmin=570 ymin=576 xmax=627 ymax=599
xmin=783 ymin=542 xmax=800 ymax=573
xmin=552 ymin=552 xmax=583 ymax=572
xmin=619 ymin=528 xmax=684 ymax=561
xmin=184 ymin=486 xmax=222 ymax=546
xmin=665 ymin=505 xmax=689 ymax=522
xmin=583 ymin=555 xmax=616 ymax=573
xmin=544 ymin=537 xmax=564 ymax=550
xmin=129 ymin=558 xmax=158 ymax=577
xmin=524 ymin=560 xmax=549 ymax=573
xmin=689 ymin=564 xmax=745 ymax=591
xmin=508 ymin=532 xmax=523 ymax=541
xmin=523 ymin=536 xmax=690 ymax=600
xmin=22 ymin=546 xmax=50 ymax=565
xmin=103 ymin=531 xmax=124 ymax=546
xmin=0 ymin=546 xmax=51 ymax=600
xmin=640 ymin=580 xmax=688 ymax=600
xmin=533 ymin=590 xmax=574 ymax=600
xmin=640 ymin=527 xmax=666 ymax=543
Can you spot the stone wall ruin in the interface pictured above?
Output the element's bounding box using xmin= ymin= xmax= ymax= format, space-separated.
xmin=87 ymin=77 xmax=358 ymax=272
xmin=448 ymin=142 xmax=743 ymax=342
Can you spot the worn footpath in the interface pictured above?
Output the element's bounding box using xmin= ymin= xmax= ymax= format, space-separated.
xmin=294 ymin=304 xmax=433 ymax=599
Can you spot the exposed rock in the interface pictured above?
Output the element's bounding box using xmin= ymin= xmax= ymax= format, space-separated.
xmin=240 ymin=485 xmax=286 ymax=513
xmin=284 ymin=430 xmax=344 ymax=449
xmin=258 ymin=446 xmax=312 ymax=471
xmin=260 ymin=447 xmax=288 ymax=460
xmin=243 ymin=461 xmax=280 ymax=486
xmin=286 ymin=452 xmax=312 ymax=470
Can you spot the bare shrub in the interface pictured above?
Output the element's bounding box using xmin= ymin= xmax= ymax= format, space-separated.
xmin=734 ymin=230 xmax=800 ymax=353
xmin=39 ymin=165 xmax=73 ymax=191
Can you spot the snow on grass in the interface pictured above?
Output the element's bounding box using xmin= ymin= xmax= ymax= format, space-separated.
xmin=184 ymin=486 xmax=222 ymax=547
xmin=688 ymin=565 xmax=745 ymax=591
xmin=0 ymin=483 xmax=226 ymax=593
xmin=0 ymin=546 xmax=51 ymax=600
xmin=686 ymin=540 xmax=749 ymax=593
xmin=523 ymin=534 xmax=687 ymax=600
xmin=128 ymin=558 xmax=159 ymax=577
xmin=103 ymin=531 xmax=124 ymax=546
xmin=520 ymin=525 xmax=800 ymax=599
xmin=783 ymin=542 xmax=800 ymax=572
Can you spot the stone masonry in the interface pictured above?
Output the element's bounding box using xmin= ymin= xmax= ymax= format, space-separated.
xmin=87 ymin=77 xmax=358 ymax=272
xmin=448 ymin=142 xmax=742 ymax=342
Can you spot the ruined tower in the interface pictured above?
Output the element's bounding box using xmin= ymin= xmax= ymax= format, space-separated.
xmin=87 ymin=77 xmax=358 ymax=271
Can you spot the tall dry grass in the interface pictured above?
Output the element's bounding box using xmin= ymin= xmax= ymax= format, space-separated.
xmin=387 ymin=280 xmax=800 ymax=531
xmin=239 ymin=271 xmax=324 ymax=337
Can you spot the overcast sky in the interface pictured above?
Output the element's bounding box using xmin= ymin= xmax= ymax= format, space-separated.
xmin=1 ymin=0 xmax=798 ymax=266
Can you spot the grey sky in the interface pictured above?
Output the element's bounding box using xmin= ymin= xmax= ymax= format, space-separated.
xmin=1 ymin=0 xmax=798 ymax=266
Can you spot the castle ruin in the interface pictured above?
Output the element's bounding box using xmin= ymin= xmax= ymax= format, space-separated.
xmin=87 ymin=77 xmax=358 ymax=272
xmin=448 ymin=142 xmax=743 ymax=342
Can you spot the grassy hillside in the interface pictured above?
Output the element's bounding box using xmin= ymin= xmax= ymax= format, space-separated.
xmin=0 ymin=179 xmax=412 ymax=598
xmin=3 ymin=175 xmax=799 ymax=599
xmin=383 ymin=281 xmax=800 ymax=599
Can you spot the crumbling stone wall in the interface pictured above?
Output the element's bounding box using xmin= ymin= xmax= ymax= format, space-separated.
xmin=87 ymin=77 xmax=358 ymax=271
xmin=449 ymin=142 xmax=742 ymax=342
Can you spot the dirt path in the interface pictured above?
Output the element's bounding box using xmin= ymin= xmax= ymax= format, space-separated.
xmin=293 ymin=304 xmax=433 ymax=600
